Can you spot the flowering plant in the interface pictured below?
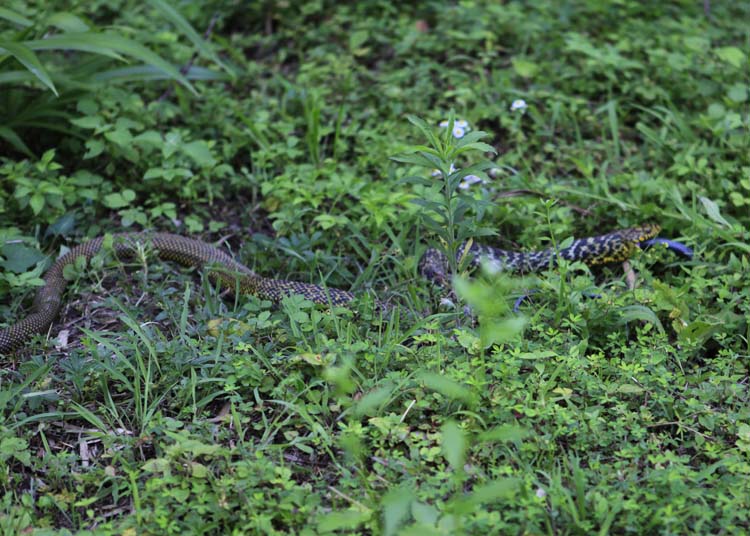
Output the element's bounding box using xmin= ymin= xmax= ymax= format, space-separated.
xmin=393 ymin=114 xmax=496 ymax=283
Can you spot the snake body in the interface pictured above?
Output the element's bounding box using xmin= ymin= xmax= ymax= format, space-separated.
xmin=0 ymin=224 xmax=660 ymax=354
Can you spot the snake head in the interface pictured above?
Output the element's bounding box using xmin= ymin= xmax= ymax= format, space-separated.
xmin=620 ymin=223 xmax=661 ymax=243
xmin=419 ymin=248 xmax=450 ymax=287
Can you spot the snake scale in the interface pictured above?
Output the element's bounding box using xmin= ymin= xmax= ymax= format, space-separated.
xmin=0 ymin=224 xmax=660 ymax=354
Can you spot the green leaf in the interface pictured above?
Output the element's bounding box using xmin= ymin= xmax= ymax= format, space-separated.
xmin=29 ymin=193 xmax=45 ymax=215
xmin=103 ymin=189 xmax=136 ymax=209
xmin=104 ymin=127 xmax=133 ymax=147
xmin=398 ymin=523 xmax=442 ymax=536
xmin=616 ymin=305 xmax=665 ymax=334
xmin=683 ymin=36 xmax=709 ymax=52
xmin=478 ymin=425 xmax=528 ymax=443
xmin=182 ymin=140 xmax=216 ymax=167
xmin=70 ymin=116 xmax=104 ymax=129
xmin=411 ymin=502 xmax=439 ymax=526
xmin=736 ymin=424 xmax=750 ymax=453
xmin=0 ymin=437 xmax=31 ymax=466
xmin=406 ymin=114 xmax=441 ymax=149
xmin=405 ymin=114 xmax=431 ymax=133
xmin=23 ymin=33 xmax=124 ymax=60
xmin=441 ymin=420 xmax=467 ymax=470
xmin=163 ymin=131 xmax=182 ymax=157
xmin=677 ymin=320 xmax=721 ymax=345
xmin=141 ymin=457 xmax=170 ymax=473
xmin=189 ymin=462 xmax=208 ymax=478
xmin=390 ymin=151 xmax=442 ymax=169
xmin=317 ymin=510 xmax=371 ymax=533
xmin=353 ymin=384 xmax=394 ymax=417
xmin=0 ymin=41 xmax=58 ymax=95
xmin=84 ymin=139 xmax=104 ymax=158
xmin=727 ymin=83 xmax=748 ymax=103
xmin=699 ymin=195 xmax=731 ymax=227
xmin=24 ymin=33 xmax=196 ymax=94
xmin=133 ymin=131 xmax=164 ymax=147
xmin=616 ymin=384 xmax=646 ymax=394
xmin=453 ymin=129 xmax=489 ymax=146
xmin=715 ymin=46 xmax=746 ymax=68
xmin=453 ymin=141 xmax=496 ymax=157
xmin=511 ymin=57 xmax=539 ymax=78
xmin=0 ymin=126 xmax=34 ymax=157
xmin=461 ymin=479 xmax=520 ymax=507
xmin=0 ymin=69 xmax=37 ymax=86
xmin=45 ymin=213 xmax=77 ymax=238
xmin=93 ymin=64 xmax=225 ymax=83
xmin=147 ymin=0 xmax=231 ymax=75
xmin=46 ymin=12 xmax=90 ymax=32
xmin=349 ymin=29 xmax=369 ymax=50
xmin=417 ymin=372 xmax=477 ymax=406
xmin=0 ymin=243 xmax=46 ymax=273
xmin=382 ymin=487 xmax=413 ymax=536
xmin=479 ymin=316 xmax=527 ymax=347
xmin=0 ymin=7 xmax=33 ymax=26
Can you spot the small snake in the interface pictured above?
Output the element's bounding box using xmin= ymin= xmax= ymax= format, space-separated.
xmin=0 ymin=224 xmax=661 ymax=354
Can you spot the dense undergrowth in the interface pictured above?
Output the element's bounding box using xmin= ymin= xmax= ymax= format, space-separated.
xmin=1 ymin=1 xmax=749 ymax=534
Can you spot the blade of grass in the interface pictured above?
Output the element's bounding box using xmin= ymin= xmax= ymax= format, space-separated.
xmin=0 ymin=7 xmax=33 ymax=27
xmin=0 ymin=41 xmax=58 ymax=94
xmin=24 ymin=32 xmax=196 ymax=94
xmin=147 ymin=0 xmax=231 ymax=74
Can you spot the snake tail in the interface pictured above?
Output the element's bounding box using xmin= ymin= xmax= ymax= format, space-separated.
xmin=0 ymin=233 xmax=356 ymax=354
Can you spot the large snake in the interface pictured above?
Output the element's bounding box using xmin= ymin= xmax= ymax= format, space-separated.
xmin=0 ymin=224 xmax=661 ymax=354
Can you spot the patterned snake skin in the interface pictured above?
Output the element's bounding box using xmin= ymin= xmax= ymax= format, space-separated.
xmin=0 ymin=224 xmax=660 ymax=354
xmin=419 ymin=224 xmax=661 ymax=285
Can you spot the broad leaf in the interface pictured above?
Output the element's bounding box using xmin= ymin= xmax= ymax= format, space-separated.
xmin=0 ymin=243 xmax=46 ymax=273
xmin=441 ymin=420 xmax=467 ymax=470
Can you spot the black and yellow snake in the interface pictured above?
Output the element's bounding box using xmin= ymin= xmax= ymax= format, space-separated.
xmin=0 ymin=224 xmax=662 ymax=354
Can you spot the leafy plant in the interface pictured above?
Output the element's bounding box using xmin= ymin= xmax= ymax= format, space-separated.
xmin=0 ymin=1 xmax=228 ymax=155
xmin=394 ymin=114 xmax=496 ymax=282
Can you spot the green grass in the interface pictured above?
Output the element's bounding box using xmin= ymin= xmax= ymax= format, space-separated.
xmin=1 ymin=0 xmax=750 ymax=534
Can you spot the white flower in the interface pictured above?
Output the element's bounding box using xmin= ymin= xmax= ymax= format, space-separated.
xmin=488 ymin=165 xmax=518 ymax=178
xmin=431 ymin=163 xmax=457 ymax=178
xmin=535 ymin=487 xmax=547 ymax=499
xmin=510 ymin=99 xmax=528 ymax=112
xmin=439 ymin=297 xmax=455 ymax=308
xmin=458 ymin=174 xmax=486 ymax=190
xmin=438 ymin=119 xmax=471 ymax=138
